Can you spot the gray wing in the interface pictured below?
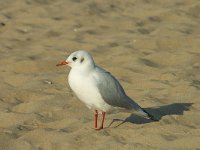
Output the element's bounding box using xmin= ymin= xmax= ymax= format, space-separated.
xmin=93 ymin=67 xmax=142 ymax=111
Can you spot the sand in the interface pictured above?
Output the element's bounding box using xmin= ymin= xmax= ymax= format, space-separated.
xmin=0 ymin=0 xmax=200 ymax=149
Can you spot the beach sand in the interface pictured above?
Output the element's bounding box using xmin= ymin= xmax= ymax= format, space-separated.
xmin=0 ymin=0 xmax=200 ymax=149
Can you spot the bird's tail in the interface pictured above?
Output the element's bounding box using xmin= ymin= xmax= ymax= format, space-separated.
xmin=140 ymin=108 xmax=158 ymax=121
xmin=131 ymin=106 xmax=158 ymax=121
xmin=127 ymin=96 xmax=158 ymax=121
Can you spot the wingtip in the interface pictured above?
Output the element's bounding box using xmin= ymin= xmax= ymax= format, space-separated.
xmin=142 ymin=109 xmax=159 ymax=122
xmin=148 ymin=115 xmax=159 ymax=122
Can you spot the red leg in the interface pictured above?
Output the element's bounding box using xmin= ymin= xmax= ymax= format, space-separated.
xmin=97 ymin=112 xmax=106 ymax=130
xmin=94 ymin=110 xmax=98 ymax=129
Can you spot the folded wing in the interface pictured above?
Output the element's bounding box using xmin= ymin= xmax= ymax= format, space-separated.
xmin=94 ymin=67 xmax=142 ymax=111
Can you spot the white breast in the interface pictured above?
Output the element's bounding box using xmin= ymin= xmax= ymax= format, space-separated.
xmin=68 ymin=69 xmax=111 ymax=112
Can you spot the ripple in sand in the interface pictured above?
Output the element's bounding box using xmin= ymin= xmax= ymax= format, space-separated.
xmin=188 ymin=4 xmax=200 ymax=18
xmin=137 ymin=28 xmax=151 ymax=34
xmin=161 ymin=134 xmax=177 ymax=141
xmin=139 ymin=58 xmax=161 ymax=68
xmin=148 ymin=16 xmax=162 ymax=22
xmin=190 ymin=80 xmax=200 ymax=89
xmin=46 ymin=30 xmax=61 ymax=37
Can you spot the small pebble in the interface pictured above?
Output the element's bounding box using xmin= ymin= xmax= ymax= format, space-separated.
xmin=44 ymin=80 xmax=53 ymax=84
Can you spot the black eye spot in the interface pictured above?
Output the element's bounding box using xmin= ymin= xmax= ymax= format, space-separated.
xmin=72 ymin=57 xmax=77 ymax=61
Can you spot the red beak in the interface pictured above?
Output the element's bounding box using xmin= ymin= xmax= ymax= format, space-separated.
xmin=56 ymin=60 xmax=69 ymax=66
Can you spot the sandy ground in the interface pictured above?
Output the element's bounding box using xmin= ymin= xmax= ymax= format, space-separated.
xmin=0 ymin=0 xmax=200 ymax=149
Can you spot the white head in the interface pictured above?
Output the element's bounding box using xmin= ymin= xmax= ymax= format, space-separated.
xmin=56 ymin=50 xmax=95 ymax=71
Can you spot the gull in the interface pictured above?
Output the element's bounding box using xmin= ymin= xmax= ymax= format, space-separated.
xmin=56 ymin=50 xmax=157 ymax=130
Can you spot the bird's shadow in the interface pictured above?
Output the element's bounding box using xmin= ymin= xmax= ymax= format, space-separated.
xmin=108 ymin=103 xmax=193 ymax=128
